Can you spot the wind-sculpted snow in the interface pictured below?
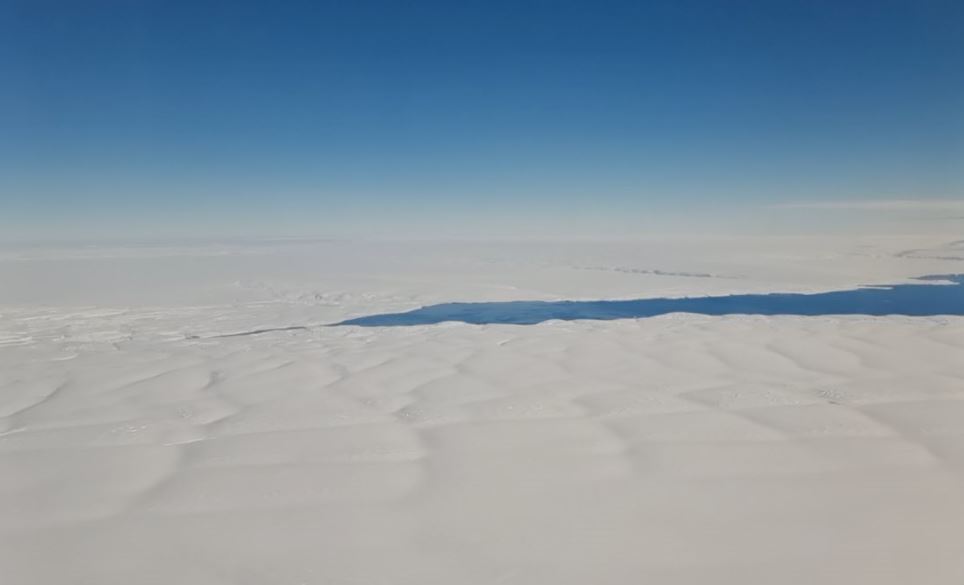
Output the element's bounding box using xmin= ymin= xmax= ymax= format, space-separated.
xmin=338 ymin=275 xmax=964 ymax=326
xmin=2 ymin=237 xmax=964 ymax=584
xmin=3 ymin=315 xmax=964 ymax=585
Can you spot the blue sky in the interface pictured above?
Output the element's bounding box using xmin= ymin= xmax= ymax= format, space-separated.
xmin=2 ymin=0 xmax=962 ymax=239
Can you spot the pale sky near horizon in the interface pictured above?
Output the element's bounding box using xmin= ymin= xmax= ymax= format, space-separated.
xmin=2 ymin=0 xmax=962 ymax=239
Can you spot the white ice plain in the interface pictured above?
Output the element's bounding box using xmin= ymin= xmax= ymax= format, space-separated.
xmin=1 ymin=235 xmax=963 ymax=584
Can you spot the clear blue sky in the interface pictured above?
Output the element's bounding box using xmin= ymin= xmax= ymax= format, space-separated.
xmin=2 ymin=0 xmax=962 ymax=238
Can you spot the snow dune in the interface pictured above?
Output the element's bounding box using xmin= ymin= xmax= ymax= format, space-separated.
xmin=1 ymin=236 xmax=963 ymax=584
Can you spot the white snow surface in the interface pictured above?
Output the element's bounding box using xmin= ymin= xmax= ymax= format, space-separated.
xmin=1 ymin=235 xmax=963 ymax=584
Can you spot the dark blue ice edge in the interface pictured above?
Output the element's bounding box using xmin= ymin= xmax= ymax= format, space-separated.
xmin=336 ymin=274 xmax=964 ymax=327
